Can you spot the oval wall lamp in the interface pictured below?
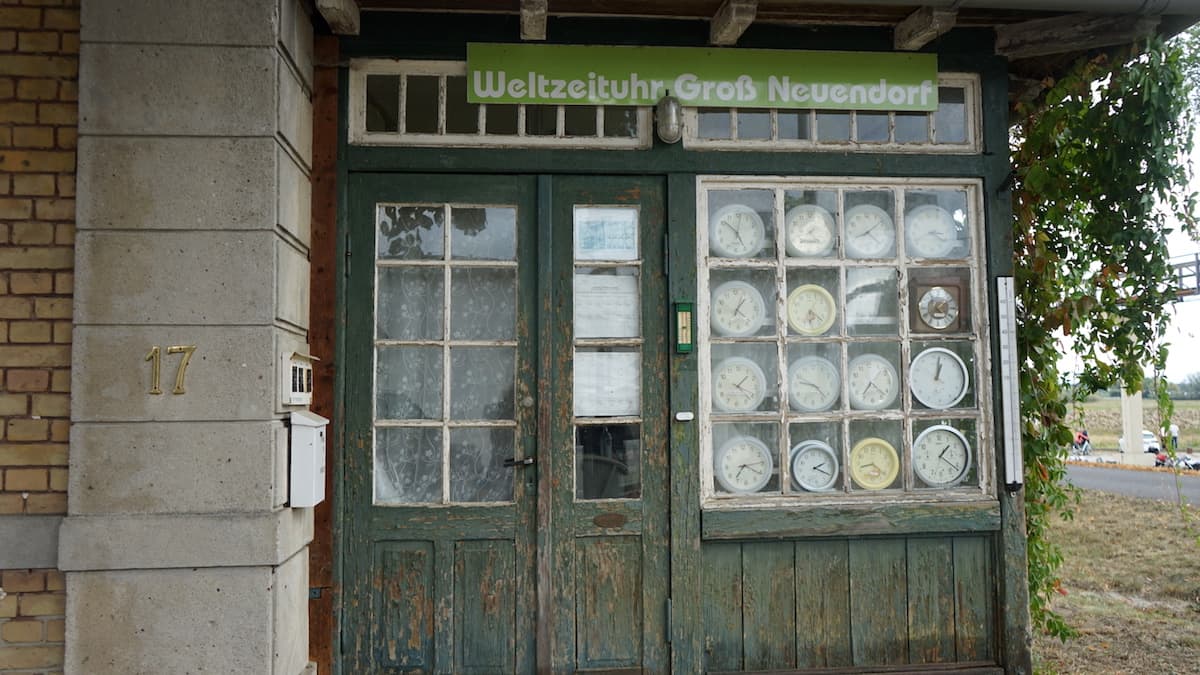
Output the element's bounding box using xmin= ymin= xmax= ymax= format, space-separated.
xmin=655 ymin=93 xmax=683 ymax=144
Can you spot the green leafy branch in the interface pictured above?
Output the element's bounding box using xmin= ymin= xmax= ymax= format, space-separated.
xmin=1011 ymin=34 xmax=1198 ymax=639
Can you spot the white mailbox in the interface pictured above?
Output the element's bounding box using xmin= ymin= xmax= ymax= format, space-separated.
xmin=289 ymin=410 xmax=329 ymax=508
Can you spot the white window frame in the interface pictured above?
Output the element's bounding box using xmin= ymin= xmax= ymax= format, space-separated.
xmin=696 ymin=175 xmax=995 ymax=510
xmin=683 ymin=74 xmax=981 ymax=154
xmin=349 ymin=59 xmax=653 ymax=149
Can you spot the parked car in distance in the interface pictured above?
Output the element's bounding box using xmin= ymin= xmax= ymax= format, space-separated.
xmin=1118 ymin=429 xmax=1161 ymax=453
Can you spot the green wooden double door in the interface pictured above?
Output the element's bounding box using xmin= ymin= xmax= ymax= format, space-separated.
xmin=343 ymin=173 xmax=670 ymax=674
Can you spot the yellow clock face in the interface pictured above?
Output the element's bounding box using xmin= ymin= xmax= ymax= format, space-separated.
xmin=849 ymin=437 xmax=900 ymax=490
xmin=786 ymin=284 xmax=837 ymax=335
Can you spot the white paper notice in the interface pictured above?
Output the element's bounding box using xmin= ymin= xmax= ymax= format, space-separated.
xmin=574 ymin=274 xmax=640 ymax=338
xmin=574 ymin=351 xmax=640 ymax=417
xmin=575 ymin=207 xmax=639 ymax=261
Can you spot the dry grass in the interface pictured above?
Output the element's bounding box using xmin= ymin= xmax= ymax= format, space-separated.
xmin=1033 ymin=489 xmax=1200 ymax=674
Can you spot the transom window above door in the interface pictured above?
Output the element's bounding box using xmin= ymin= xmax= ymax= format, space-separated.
xmin=349 ymin=60 xmax=652 ymax=148
xmin=349 ymin=60 xmax=977 ymax=153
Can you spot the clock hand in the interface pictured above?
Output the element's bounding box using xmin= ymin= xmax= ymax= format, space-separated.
xmin=814 ymin=462 xmax=831 ymax=476
xmin=934 ymin=357 xmax=943 ymax=381
xmin=939 ymin=455 xmax=960 ymax=469
xmin=798 ymin=379 xmax=827 ymax=395
xmin=733 ymin=298 xmax=747 ymax=317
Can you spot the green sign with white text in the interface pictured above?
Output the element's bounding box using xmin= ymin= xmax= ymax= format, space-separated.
xmin=467 ymin=43 xmax=938 ymax=111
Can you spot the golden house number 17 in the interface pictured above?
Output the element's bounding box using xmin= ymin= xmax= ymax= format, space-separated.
xmin=145 ymin=345 xmax=197 ymax=395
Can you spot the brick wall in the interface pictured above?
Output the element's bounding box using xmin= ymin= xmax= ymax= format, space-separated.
xmin=0 ymin=0 xmax=77 ymax=673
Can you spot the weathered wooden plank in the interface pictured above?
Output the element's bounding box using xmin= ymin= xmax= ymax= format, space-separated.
xmin=575 ymin=536 xmax=643 ymax=669
xmin=667 ymin=171 xmax=704 ymax=675
xmin=710 ymin=663 xmax=1002 ymax=674
xmin=308 ymin=33 xmax=340 ymax=675
xmin=374 ymin=541 xmax=435 ymax=671
xmin=893 ymin=7 xmax=957 ymax=51
xmin=954 ymin=535 xmax=995 ymax=663
xmin=702 ymin=501 xmax=1000 ymax=539
xmin=368 ymin=505 xmax=517 ymax=539
xmin=710 ymin=0 xmax=757 ymax=46
xmin=635 ymin=176 xmax=672 ymax=674
xmin=849 ymin=539 xmax=908 ymax=666
xmin=454 ymin=540 xmax=516 ymax=673
xmin=571 ymin=500 xmax=644 ymax=537
xmin=433 ymin=540 xmax=455 ymax=673
xmin=995 ymin=13 xmax=1159 ymax=60
xmin=906 ymin=538 xmax=956 ymax=664
xmin=795 ymin=539 xmax=851 ymax=668
xmin=741 ymin=541 xmax=796 ymax=669
xmin=702 ymin=542 xmax=744 ymax=673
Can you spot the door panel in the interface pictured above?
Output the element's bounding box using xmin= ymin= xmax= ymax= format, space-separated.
xmin=345 ymin=174 xmax=538 ymax=674
xmin=343 ymin=174 xmax=668 ymax=674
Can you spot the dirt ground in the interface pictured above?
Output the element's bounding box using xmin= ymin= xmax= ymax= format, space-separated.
xmin=1032 ymin=489 xmax=1200 ymax=674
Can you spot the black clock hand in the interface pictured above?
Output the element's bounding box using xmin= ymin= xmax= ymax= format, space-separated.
xmin=934 ymin=357 xmax=943 ymax=381
xmin=798 ymin=379 xmax=827 ymax=396
xmin=733 ymin=298 xmax=747 ymax=317
xmin=814 ymin=462 xmax=831 ymax=476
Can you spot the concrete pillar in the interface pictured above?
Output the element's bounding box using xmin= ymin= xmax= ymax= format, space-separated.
xmin=63 ymin=1 xmax=315 ymax=673
xmin=1120 ymin=388 xmax=1144 ymax=458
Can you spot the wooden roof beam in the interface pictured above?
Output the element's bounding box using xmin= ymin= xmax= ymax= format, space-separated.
xmin=996 ymin=12 xmax=1160 ymax=59
xmin=894 ymin=7 xmax=958 ymax=51
xmin=521 ymin=0 xmax=547 ymax=41
xmin=317 ymin=0 xmax=360 ymax=35
xmin=710 ymin=0 xmax=757 ymax=46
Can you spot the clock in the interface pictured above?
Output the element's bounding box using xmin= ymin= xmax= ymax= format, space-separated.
xmin=905 ymin=204 xmax=959 ymax=258
xmin=710 ymin=280 xmax=767 ymax=337
xmin=790 ymin=440 xmax=840 ymax=491
xmin=714 ymin=436 xmax=774 ymax=494
xmin=709 ymin=204 xmax=766 ymax=258
xmin=847 ymin=353 xmax=899 ymax=410
xmin=712 ymin=356 xmax=768 ymax=412
xmin=786 ymin=284 xmax=837 ymax=335
xmin=784 ymin=204 xmax=836 ymax=258
xmin=844 ymin=204 xmax=895 ymax=258
xmin=909 ymin=347 xmax=969 ymax=409
xmin=787 ymin=355 xmax=840 ymax=412
xmin=848 ymin=437 xmax=900 ymax=490
xmin=914 ymin=284 xmax=962 ymax=332
xmin=912 ymin=424 xmax=971 ymax=487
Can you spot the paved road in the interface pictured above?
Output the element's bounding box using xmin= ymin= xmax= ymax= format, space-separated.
xmin=1066 ymin=464 xmax=1200 ymax=505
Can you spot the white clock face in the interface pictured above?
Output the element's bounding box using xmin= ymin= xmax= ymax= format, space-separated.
xmin=786 ymin=284 xmax=837 ymax=335
xmin=844 ymin=204 xmax=895 ymax=258
xmin=710 ymin=280 xmax=767 ymax=337
xmin=905 ymin=204 xmax=958 ymax=258
xmin=715 ymin=436 xmax=773 ymax=494
xmin=709 ymin=204 xmax=766 ymax=258
xmin=787 ymin=355 xmax=840 ymax=412
xmin=784 ymin=204 xmax=836 ymax=257
xmin=909 ymin=347 xmax=969 ymax=409
xmin=712 ymin=357 xmax=768 ymax=412
xmin=913 ymin=425 xmax=971 ymax=487
xmin=791 ymin=440 xmax=839 ymax=492
xmin=848 ymin=437 xmax=900 ymax=490
xmin=847 ymin=353 xmax=899 ymax=410
xmin=917 ymin=286 xmax=960 ymax=331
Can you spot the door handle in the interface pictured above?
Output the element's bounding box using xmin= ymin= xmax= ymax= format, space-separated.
xmin=502 ymin=457 xmax=535 ymax=468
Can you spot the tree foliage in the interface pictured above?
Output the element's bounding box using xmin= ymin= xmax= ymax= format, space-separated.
xmin=1011 ymin=34 xmax=1198 ymax=638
